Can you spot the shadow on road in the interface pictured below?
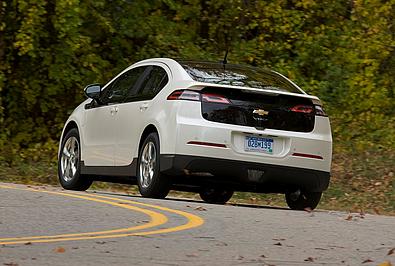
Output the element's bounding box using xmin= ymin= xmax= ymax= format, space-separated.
xmin=88 ymin=190 xmax=289 ymax=211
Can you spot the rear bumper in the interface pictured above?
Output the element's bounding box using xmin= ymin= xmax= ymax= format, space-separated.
xmin=160 ymin=154 xmax=330 ymax=193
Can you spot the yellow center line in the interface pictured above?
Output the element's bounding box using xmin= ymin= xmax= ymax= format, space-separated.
xmin=0 ymin=185 xmax=204 ymax=245
xmin=85 ymin=193 xmax=205 ymax=236
xmin=0 ymin=189 xmax=167 ymax=242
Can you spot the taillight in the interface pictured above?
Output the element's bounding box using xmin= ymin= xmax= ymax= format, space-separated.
xmin=290 ymin=105 xmax=314 ymax=114
xmin=201 ymin=93 xmax=230 ymax=104
xmin=167 ymin=90 xmax=230 ymax=104
xmin=167 ymin=90 xmax=200 ymax=101
xmin=314 ymin=105 xmax=327 ymax=116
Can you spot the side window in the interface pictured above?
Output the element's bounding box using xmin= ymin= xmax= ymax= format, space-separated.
xmin=138 ymin=66 xmax=169 ymax=100
xmin=100 ymin=66 xmax=146 ymax=105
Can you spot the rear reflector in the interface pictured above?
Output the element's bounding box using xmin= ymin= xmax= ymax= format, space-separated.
xmin=292 ymin=152 xmax=323 ymax=160
xmin=187 ymin=141 xmax=227 ymax=148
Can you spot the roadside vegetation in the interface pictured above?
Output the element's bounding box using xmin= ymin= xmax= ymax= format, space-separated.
xmin=1 ymin=1 xmax=394 ymax=214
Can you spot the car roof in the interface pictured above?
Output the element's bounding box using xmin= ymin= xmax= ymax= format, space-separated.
xmin=129 ymin=58 xmax=305 ymax=95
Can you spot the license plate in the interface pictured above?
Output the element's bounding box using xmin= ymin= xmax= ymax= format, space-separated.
xmin=245 ymin=136 xmax=273 ymax=153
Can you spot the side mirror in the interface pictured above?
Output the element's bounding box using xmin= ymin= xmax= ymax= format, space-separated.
xmin=84 ymin=84 xmax=101 ymax=100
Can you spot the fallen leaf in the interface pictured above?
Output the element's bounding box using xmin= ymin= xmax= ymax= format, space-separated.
xmin=194 ymin=206 xmax=206 ymax=211
xmin=274 ymin=242 xmax=282 ymax=246
xmin=362 ymin=259 xmax=373 ymax=263
xmin=304 ymin=207 xmax=313 ymax=213
xmin=345 ymin=213 xmax=353 ymax=221
xmin=54 ymin=247 xmax=66 ymax=253
xmin=24 ymin=242 xmax=32 ymax=245
xmin=186 ymin=254 xmax=198 ymax=257
xmin=387 ymin=248 xmax=395 ymax=256
xmin=304 ymin=257 xmax=314 ymax=262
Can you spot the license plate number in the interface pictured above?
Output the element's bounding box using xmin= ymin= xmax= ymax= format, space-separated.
xmin=245 ymin=136 xmax=273 ymax=153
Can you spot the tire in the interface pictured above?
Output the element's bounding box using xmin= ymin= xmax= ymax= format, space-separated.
xmin=58 ymin=128 xmax=92 ymax=191
xmin=199 ymin=188 xmax=234 ymax=204
xmin=137 ymin=132 xmax=170 ymax=199
xmin=285 ymin=190 xmax=322 ymax=210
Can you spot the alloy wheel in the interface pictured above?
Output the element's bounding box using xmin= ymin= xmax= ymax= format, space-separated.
xmin=139 ymin=142 xmax=157 ymax=188
xmin=60 ymin=136 xmax=79 ymax=182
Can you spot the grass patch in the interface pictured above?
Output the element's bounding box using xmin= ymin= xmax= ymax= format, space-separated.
xmin=0 ymin=148 xmax=393 ymax=215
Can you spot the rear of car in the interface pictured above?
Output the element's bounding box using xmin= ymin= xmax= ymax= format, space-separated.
xmin=58 ymin=58 xmax=332 ymax=210
xmin=162 ymin=61 xmax=332 ymax=198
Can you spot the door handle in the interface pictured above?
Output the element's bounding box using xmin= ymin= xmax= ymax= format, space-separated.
xmin=110 ymin=106 xmax=118 ymax=115
xmin=139 ymin=103 xmax=149 ymax=112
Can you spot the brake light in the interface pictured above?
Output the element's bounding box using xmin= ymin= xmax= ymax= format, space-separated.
xmin=314 ymin=105 xmax=327 ymax=116
xmin=201 ymin=93 xmax=230 ymax=104
xmin=167 ymin=90 xmax=200 ymax=101
xmin=290 ymin=105 xmax=314 ymax=114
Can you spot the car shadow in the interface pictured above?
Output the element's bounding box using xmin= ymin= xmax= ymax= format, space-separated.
xmin=87 ymin=190 xmax=289 ymax=211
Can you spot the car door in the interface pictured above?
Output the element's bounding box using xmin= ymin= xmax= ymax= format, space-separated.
xmin=114 ymin=64 xmax=170 ymax=166
xmin=82 ymin=68 xmax=143 ymax=166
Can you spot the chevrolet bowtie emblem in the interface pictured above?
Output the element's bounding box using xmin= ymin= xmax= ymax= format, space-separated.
xmin=253 ymin=109 xmax=269 ymax=116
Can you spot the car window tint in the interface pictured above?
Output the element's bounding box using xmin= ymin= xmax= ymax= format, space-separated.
xmin=179 ymin=61 xmax=302 ymax=94
xmin=100 ymin=66 xmax=146 ymax=104
xmin=139 ymin=66 xmax=169 ymax=99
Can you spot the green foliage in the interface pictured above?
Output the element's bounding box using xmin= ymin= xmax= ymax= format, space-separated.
xmin=0 ymin=0 xmax=394 ymax=155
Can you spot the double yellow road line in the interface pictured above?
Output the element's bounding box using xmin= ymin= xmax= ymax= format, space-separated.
xmin=0 ymin=184 xmax=204 ymax=245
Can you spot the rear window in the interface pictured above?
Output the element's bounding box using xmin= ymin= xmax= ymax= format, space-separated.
xmin=179 ymin=61 xmax=303 ymax=94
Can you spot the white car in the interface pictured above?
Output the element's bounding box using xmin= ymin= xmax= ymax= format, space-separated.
xmin=58 ymin=58 xmax=332 ymax=210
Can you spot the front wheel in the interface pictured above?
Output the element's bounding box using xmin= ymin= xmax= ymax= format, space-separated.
xmin=58 ymin=128 xmax=92 ymax=191
xmin=137 ymin=133 xmax=170 ymax=199
xmin=285 ymin=190 xmax=322 ymax=210
xmin=199 ymin=188 xmax=234 ymax=204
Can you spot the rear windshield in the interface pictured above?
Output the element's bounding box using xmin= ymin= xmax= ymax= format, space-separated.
xmin=179 ymin=61 xmax=303 ymax=94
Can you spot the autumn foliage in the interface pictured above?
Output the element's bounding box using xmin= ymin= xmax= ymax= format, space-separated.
xmin=1 ymin=0 xmax=394 ymax=150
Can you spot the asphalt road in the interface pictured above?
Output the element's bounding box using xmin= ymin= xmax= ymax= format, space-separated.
xmin=0 ymin=183 xmax=394 ymax=266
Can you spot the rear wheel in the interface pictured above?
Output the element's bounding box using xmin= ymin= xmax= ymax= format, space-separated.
xmin=137 ymin=133 xmax=170 ymax=199
xmin=285 ymin=190 xmax=322 ymax=210
xmin=199 ymin=188 xmax=234 ymax=204
xmin=58 ymin=128 xmax=92 ymax=191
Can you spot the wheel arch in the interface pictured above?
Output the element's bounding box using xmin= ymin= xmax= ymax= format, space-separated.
xmin=138 ymin=124 xmax=159 ymax=154
xmin=58 ymin=120 xmax=80 ymax=158
xmin=64 ymin=120 xmax=79 ymax=136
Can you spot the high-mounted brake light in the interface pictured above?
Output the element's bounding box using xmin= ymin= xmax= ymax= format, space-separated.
xmin=167 ymin=90 xmax=200 ymax=101
xmin=290 ymin=105 xmax=314 ymax=114
xmin=201 ymin=93 xmax=230 ymax=104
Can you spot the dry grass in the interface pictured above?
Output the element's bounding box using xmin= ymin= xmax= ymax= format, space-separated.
xmin=1 ymin=149 xmax=393 ymax=215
